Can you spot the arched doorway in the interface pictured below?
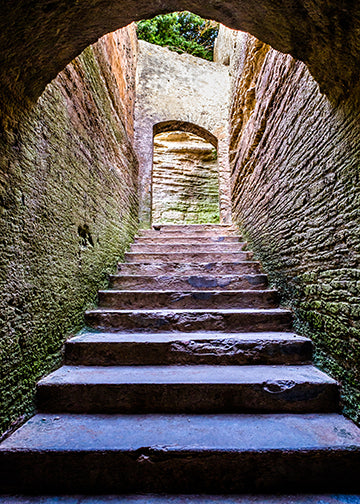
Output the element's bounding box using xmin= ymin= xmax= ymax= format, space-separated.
xmin=151 ymin=130 xmax=220 ymax=224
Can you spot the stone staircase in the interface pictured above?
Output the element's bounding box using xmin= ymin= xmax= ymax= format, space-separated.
xmin=1 ymin=224 xmax=360 ymax=496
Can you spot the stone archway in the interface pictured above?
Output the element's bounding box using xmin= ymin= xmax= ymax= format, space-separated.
xmin=154 ymin=121 xmax=218 ymax=147
xmin=151 ymin=128 xmax=221 ymax=225
xmin=152 ymin=121 xmax=231 ymax=227
xmin=2 ymin=0 xmax=360 ymax=124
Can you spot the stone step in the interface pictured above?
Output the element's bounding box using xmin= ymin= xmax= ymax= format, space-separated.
xmin=139 ymin=226 xmax=239 ymax=237
xmin=1 ymin=413 xmax=359 ymax=493
xmin=134 ymin=235 xmax=242 ymax=244
xmin=125 ymin=252 xmax=253 ymax=263
xmin=97 ymin=290 xmax=279 ymax=309
xmin=117 ymin=262 xmax=263 ymax=275
xmin=140 ymin=231 xmax=240 ymax=238
xmin=65 ymin=331 xmax=313 ymax=366
xmin=110 ymin=273 xmax=268 ymax=291
xmin=1 ymin=495 xmax=360 ymax=504
xmin=84 ymin=308 xmax=293 ymax=332
xmin=110 ymin=273 xmax=268 ymax=290
xmin=148 ymin=224 xmax=238 ymax=232
xmin=36 ymin=364 xmax=338 ymax=414
xmin=130 ymin=243 xmax=247 ymax=253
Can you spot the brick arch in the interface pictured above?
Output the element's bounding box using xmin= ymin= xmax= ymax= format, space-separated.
xmin=153 ymin=121 xmax=218 ymax=148
xmin=1 ymin=0 xmax=360 ymax=122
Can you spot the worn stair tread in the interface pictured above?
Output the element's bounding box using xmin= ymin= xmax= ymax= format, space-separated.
xmin=125 ymin=252 xmax=253 ymax=264
xmin=99 ymin=289 xmax=276 ymax=294
xmin=151 ymin=224 xmax=237 ymax=228
xmin=37 ymin=363 xmax=337 ymax=413
xmin=68 ymin=331 xmax=309 ymax=344
xmin=142 ymin=232 xmax=239 ymax=237
xmin=144 ymin=225 xmax=238 ymax=233
xmin=117 ymin=261 xmax=263 ymax=273
xmin=3 ymin=498 xmax=360 ymax=504
xmin=138 ymin=231 xmax=240 ymax=238
xmin=139 ymin=227 xmax=239 ymax=232
xmin=1 ymin=413 xmax=359 ymax=452
xmin=111 ymin=273 xmax=267 ymax=281
xmin=130 ymin=244 xmax=247 ymax=252
xmin=97 ymin=289 xmax=279 ymax=309
xmin=109 ymin=273 xmax=268 ymax=290
xmin=151 ymin=224 xmax=236 ymax=228
xmin=2 ymin=414 xmax=359 ymax=492
xmin=38 ymin=364 xmax=335 ymax=386
xmin=1 ymin=495 xmax=360 ymax=503
xmin=139 ymin=232 xmax=241 ymax=238
xmin=125 ymin=252 xmax=251 ymax=257
xmin=65 ymin=331 xmax=312 ymax=366
xmin=111 ymin=273 xmax=266 ymax=279
xmin=131 ymin=241 xmax=247 ymax=246
xmin=86 ymin=308 xmax=291 ymax=314
xmin=135 ymin=235 xmax=242 ymax=242
xmin=85 ymin=308 xmax=293 ymax=332
xmin=118 ymin=261 xmax=261 ymax=266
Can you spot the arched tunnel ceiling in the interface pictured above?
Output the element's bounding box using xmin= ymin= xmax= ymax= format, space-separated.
xmin=2 ymin=0 xmax=360 ymax=123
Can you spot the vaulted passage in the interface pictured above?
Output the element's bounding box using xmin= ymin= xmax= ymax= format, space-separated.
xmin=1 ymin=2 xmax=360 ymax=499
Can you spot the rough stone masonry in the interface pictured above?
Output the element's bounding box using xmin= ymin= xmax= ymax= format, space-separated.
xmin=216 ymin=26 xmax=360 ymax=423
xmin=0 ymin=25 xmax=139 ymax=435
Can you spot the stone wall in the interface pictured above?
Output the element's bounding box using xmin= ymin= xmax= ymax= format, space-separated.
xmin=134 ymin=41 xmax=231 ymax=227
xmin=0 ymin=25 xmax=139 ymax=436
xmin=152 ymin=131 xmax=220 ymax=224
xmin=228 ymin=31 xmax=360 ymax=423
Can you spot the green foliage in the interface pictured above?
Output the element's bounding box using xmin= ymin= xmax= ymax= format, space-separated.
xmin=136 ymin=12 xmax=219 ymax=61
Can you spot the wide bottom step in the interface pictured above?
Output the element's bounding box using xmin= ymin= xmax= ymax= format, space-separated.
xmin=1 ymin=495 xmax=360 ymax=503
xmin=1 ymin=413 xmax=360 ymax=493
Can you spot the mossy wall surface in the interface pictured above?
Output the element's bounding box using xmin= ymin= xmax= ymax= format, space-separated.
xmin=228 ymin=32 xmax=360 ymax=423
xmin=0 ymin=26 xmax=139 ymax=436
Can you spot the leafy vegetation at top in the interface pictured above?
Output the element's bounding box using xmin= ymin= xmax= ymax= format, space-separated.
xmin=136 ymin=12 xmax=219 ymax=61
